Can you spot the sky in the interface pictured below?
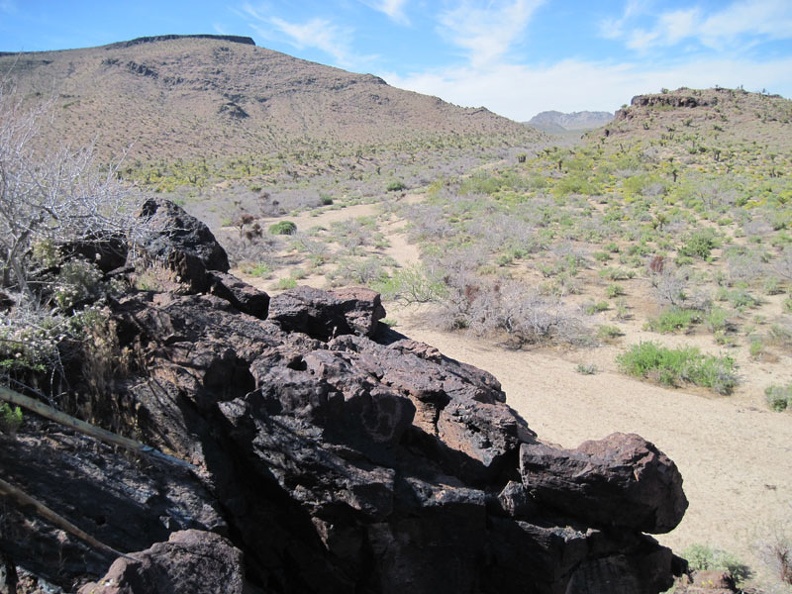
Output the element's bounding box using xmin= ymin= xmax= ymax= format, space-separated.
xmin=1 ymin=0 xmax=791 ymax=121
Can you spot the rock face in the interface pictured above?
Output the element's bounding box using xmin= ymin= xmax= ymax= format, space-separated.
xmin=520 ymin=433 xmax=687 ymax=534
xmin=77 ymin=530 xmax=245 ymax=594
xmin=0 ymin=200 xmax=688 ymax=594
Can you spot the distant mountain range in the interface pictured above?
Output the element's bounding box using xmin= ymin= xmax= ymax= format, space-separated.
xmin=527 ymin=110 xmax=614 ymax=133
xmin=0 ymin=34 xmax=541 ymax=165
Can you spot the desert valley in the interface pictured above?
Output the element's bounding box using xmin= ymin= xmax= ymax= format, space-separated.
xmin=1 ymin=34 xmax=791 ymax=593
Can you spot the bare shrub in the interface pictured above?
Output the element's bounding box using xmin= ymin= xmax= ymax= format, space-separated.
xmin=651 ymin=265 xmax=708 ymax=309
xmin=439 ymin=278 xmax=589 ymax=348
xmin=0 ymin=83 xmax=134 ymax=297
xmin=758 ymin=524 xmax=792 ymax=586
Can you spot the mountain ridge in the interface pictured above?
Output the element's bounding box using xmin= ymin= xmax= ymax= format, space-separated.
xmin=527 ymin=110 xmax=614 ymax=133
xmin=0 ymin=35 xmax=541 ymax=166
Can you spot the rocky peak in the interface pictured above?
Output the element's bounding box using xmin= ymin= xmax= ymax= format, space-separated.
xmin=0 ymin=199 xmax=688 ymax=593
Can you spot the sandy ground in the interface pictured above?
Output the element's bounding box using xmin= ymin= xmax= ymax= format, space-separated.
xmin=239 ymin=197 xmax=792 ymax=580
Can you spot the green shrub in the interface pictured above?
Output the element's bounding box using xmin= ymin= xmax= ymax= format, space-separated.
xmin=386 ymin=180 xmax=407 ymax=192
xmin=583 ymin=300 xmax=609 ymax=315
xmin=645 ymin=307 xmax=702 ymax=333
xmin=576 ymin=363 xmax=598 ymax=375
xmin=704 ymin=307 xmax=729 ymax=334
xmin=764 ymin=384 xmax=792 ymax=412
xmin=374 ymin=264 xmax=447 ymax=304
xmin=0 ymin=402 xmax=23 ymax=435
xmin=269 ymin=220 xmax=297 ymax=235
xmin=597 ymin=324 xmax=623 ymax=341
xmin=679 ymin=229 xmax=719 ymax=260
xmin=682 ymin=544 xmax=750 ymax=583
xmin=276 ymin=276 xmax=297 ymax=290
xmin=599 ymin=267 xmax=635 ymax=281
xmin=617 ymin=341 xmax=737 ymax=394
xmin=240 ymin=262 xmax=273 ymax=278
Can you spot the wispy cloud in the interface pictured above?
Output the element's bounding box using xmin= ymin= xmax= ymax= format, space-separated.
xmin=238 ymin=3 xmax=367 ymax=69
xmin=269 ymin=16 xmax=355 ymax=64
xmin=361 ymin=0 xmax=409 ymax=25
xmin=698 ymin=0 xmax=792 ymax=47
xmin=599 ymin=0 xmax=650 ymax=40
xmin=0 ymin=0 xmax=17 ymax=14
xmin=437 ymin=0 xmax=544 ymax=68
xmin=607 ymin=0 xmax=792 ymax=52
xmin=626 ymin=8 xmax=700 ymax=51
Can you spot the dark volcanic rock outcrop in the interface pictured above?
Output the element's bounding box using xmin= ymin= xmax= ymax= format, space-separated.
xmin=77 ymin=530 xmax=245 ymax=594
xmin=0 ymin=200 xmax=688 ymax=594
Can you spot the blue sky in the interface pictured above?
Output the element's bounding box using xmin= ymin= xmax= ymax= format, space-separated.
xmin=1 ymin=0 xmax=791 ymax=120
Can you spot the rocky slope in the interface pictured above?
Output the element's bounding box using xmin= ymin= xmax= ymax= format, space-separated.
xmin=0 ymin=199 xmax=688 ymax=593
xmin=0 ymin=35 xmax=540 ymax=165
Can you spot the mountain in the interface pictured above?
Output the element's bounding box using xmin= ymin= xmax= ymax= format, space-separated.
xmin=527 ymin=110 xmax=614 ymax=133
xmin=0 ymin=35 xmax=541 ymax=167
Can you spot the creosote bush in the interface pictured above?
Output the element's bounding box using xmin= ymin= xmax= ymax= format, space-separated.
xmin=764 ymin=383 xmax=792 ymax=412
xmin=617 ymin=341 xmax=737 ymax=394
xmin=269 ymin=220 xmax=298 ymax=235
xmin=682 ymin=543 xmax=750 ymax=584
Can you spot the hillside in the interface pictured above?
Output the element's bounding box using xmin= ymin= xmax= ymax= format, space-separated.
xmin=596 ymin=86 xmax=792 ymax=173
xmin=0 ymin=34 xmax=541 ymax=168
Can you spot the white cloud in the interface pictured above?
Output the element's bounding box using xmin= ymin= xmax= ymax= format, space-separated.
xmin=699 ymin=0 xmax=792 ymax=47
xmin=238 ymin=4 xmax=372 ymax=69
xmin=599 ymin=0 xmax=650 ymax=40
xmin=361 ymin=0 xmax=410 ymax=25
xmin=268 ymin=16 xmax=354 ymax=64
xmin=609 ymin=0 xmax=792 ymax=52
xmin=437 ymin=0 xmax=544 ymax=68
xmin=0 ymin=0 xmax=16 ymax=14
xmin=626 ymin=8 xmax=700 ymax=51
xmin=386 ymin=55 xmax=792 ymax=121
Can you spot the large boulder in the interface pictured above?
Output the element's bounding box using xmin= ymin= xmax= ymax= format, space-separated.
xmin=267 ymin=285 xmax=385 ymax=340
xmin=130 ymin=198 xmax=229 ymax=291
xmin=520 ymin=432 xmax=688 ymax=534
xmin=77 ymin=530 xmax=245 ymax=594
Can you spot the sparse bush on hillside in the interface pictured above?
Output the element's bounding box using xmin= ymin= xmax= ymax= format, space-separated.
xmin=269 ymin=220 xmax=297 ymax=235
xmin=386 ymin=180 xmax=406 ymax=192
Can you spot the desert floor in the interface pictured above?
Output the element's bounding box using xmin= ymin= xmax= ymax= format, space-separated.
xmin=236 ymin=197 xmax=792 ymax=583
